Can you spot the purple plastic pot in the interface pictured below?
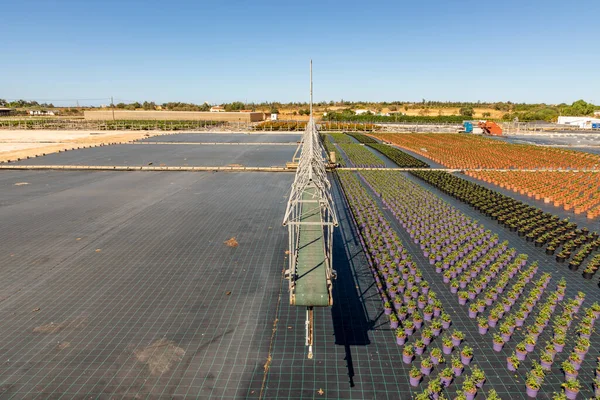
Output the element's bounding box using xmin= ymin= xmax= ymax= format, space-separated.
xmin=441 ymin=320 xmax=450 ymax=329
xmin=479 ymin=326 xmax=488 ymax=335
xmin=459 ymin=298 xmax=467 ymax=306
xmin=443 ymin=345 xmax=453 ymax=355
xmin=507 ymin=359 xmax=517 ymax=371
xmin=415 ymin=346 xmax=425 ymax=356
xmin=441 ymin=376 xmax=452 ymax=387
xmin=564 ymin=388 xmax=579 ymax=400
xmin=516 ymin=350 xmax=527 ymax=361
xmin=396 ymin=336 xmax=406 ymax=345
xmin=540 ymin=359 xmax=552 ymax=370
xmin=526 ymin=385 xmax=539 ymax=398
xmin=468 ymin=310 xmax=477 ymax=318
xmin=493 ymin=342 xmax=504 ymax=352
xmin=403 ymin=354 xmax=413 ymax=364
xmin=465 ymin=390 xmax=476 ymax=400
xmin=454 ymin=365 xmax=463 ymax=376
xmin=409 ymin=375 xmax=421 ymax=387
xmin=461 ymin=354 xmax=472 ymax=365
xmin=525 ymin=343 xmax=535 ymax=352
xmin=475 ymin=378 xmax=485 ymax=388
xmin=421 ymin=365 xmax=432 ymax=375
xmin=564 ymin=371 xmax=578 ymax=381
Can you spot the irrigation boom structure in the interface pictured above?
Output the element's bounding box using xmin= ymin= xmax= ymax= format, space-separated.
xmin=282 ymin=61 xmax=338 ymax=358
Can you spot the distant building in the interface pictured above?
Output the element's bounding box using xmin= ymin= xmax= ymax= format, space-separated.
xmin=210 ymin=106 xmax=226 ymax=112
xmin=28 ymin=110 xmax=56 ymax=116
xmin=557 ymin=116 xmax=600 ymax=129
xmin=0 ymin=107 xmax=14 ymax=116
xmin=354 ymin=109 xmax=375 ymax=115
xmin=270 ymin=113 xmax=278 ymax=121
xmin=594 ymin=110 xmax=600 ymax=117
xmin=84 ymin=110 xmax=264 ymax=122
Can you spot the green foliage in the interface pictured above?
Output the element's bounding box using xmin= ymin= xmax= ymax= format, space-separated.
xmin=369 ymin=143 xmax=430 ymax=168
xmin=324 ymin=111 xmax=466 ymax=124
xmin=347 ymin=133 xmax=378 ymax=144
xmin=460 ymin=106 xmax=474 ymax=117
xmin=225 ymin=101 xmax=246 ymax=111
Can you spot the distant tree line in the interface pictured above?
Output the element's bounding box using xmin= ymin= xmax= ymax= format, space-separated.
xmin=502 ymin=100 xmax=598 ymax=122
xmin=323 ymin=110 xmax=466 ymax=124
xmin=0 ymin=99 xmax=55 ymax=108
xmin=2 ymin=98 xmax=598 ymax=122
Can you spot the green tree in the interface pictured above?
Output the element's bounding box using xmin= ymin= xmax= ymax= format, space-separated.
xmin=460 ymin=106 xmax=474 ymax=117
xmin=142 ymin=101 xmax=156 ymax=110
xmin=225 ymin=101 xmax=245 ymax=111
xmin=568 ymin=100 xmax=596 ymax=116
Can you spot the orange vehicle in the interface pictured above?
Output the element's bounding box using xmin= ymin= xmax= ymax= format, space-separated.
xmin=478 ymin=121 xmax=503 ymax=136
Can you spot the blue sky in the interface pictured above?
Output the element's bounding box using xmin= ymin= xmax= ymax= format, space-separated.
xmin=1 ymin=0 xmax=599 ymax=105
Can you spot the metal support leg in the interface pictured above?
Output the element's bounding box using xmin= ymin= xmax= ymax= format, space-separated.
xmin=306 ymin=307 xmax=314 ymax=359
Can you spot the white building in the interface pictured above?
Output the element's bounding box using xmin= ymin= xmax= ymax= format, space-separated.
xmin=29 ymin=110 xmax=55 ymax=116
xmin=557 ymin=116 xmax=600 ymax=129
xmin=354 ymin=109 xmax=375 ymax=115
xmin=210 ymin=106 xmax=225 ymax=112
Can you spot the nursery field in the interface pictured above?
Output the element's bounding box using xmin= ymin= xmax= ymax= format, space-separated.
xmin=465 ymin=170 xmax=600 ymax=219
xmin=374 ymin=133 xmax=600 ymax=169
xmin=7 ymin=143 xmax=296 ymax=168
xmin=135 ymin=133 xmax=302 ymax=144
xmin=339 ymin=169 xmax=600 ymax=400
xmin=2 ymin=130 xmax=600 ymax=399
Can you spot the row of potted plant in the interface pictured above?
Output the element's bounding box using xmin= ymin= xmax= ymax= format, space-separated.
xmin=373 ymin=133 xmax=600 ymax=170
xmin=410 ymin=170 xmax=600 ymax=274
xmin=337 ymin=171 xmax=451 ymax=351
xmin=490 ymin=272 xmax=551 ymax=352
xmin=413 ymin=364 xmax=486 ymax=400
xmin=358 ymin=171 xmax=519 ymax=311
xmin=460 ymin=253 xmax=526 ymax=314
xmin=466 ymin=170 xmax=600 ymax=220
xmin=345 ymin=131 xmax=430 ymax=168
xmin=336 ymin=171 xmax=497 ymax=398
xmin=337 ymin=143 xmax=386 ymax=168
xmin=476 ymin=262 xmax=539 ymax=343
xmin=555 ymin=300 xmax=595 ymax=400
xmin=582 ymin=253 xmax=600 ymax=280
xmin=408 ymin=336 xmax=471 ymax=383
xmin=506 ymin=282 xmax=563 ymax=370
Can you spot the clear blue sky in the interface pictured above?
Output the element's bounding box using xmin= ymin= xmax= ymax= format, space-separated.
xmin=2 ymin=0 xmax=599 ymax=105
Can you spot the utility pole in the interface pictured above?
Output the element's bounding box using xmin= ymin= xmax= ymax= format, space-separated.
xmin=111 ymin=96 xmax=115 ymax=121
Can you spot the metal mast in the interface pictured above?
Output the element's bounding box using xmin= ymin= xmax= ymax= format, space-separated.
xmin=282 ymin=60 xmax=338 ymax=359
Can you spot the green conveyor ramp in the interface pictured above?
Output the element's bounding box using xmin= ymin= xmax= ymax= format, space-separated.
xmin=294 ymin=188 xmax=330 ymax=307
